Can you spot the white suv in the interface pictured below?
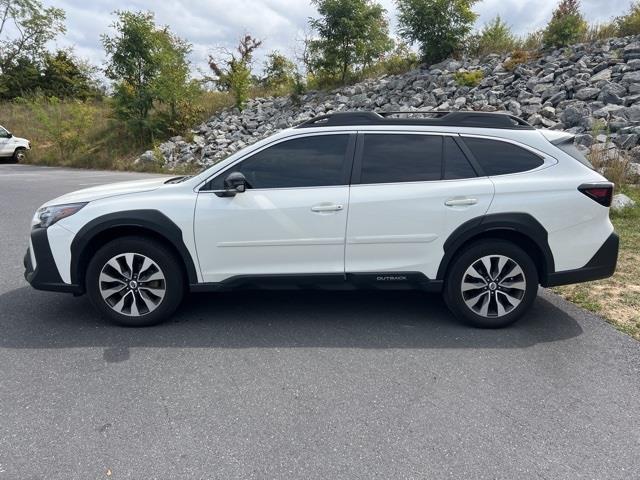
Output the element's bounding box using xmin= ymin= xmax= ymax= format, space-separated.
xmin=0 ymin=125 xmax=30 ymax=162
xmin=24 ymin=112 xmax=619 ymax=328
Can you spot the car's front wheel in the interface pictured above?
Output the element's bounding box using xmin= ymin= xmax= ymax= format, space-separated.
xmin=86 ymin=236 xmax=185 ymax=327
xmin=444 ymin=240 xmax=539 ymax=328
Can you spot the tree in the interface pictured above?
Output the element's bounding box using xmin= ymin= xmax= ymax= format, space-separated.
xmin=261 ymin=51 xmax=297 ymax=93
xmin=616 ymin=1 xmax=640 ymax=36
xmin=208 ymin=34 xmax=262 ymax=110
xmin=542 ymin=0 xmax=587 ymax=48
xmin=152 ymin=30 xmax=201 ymax=134
xmin=396 ymin=0 xmax=478 ymax=65
xmin=102 ymin=10 xmax=197 ymax=139
xmin=472 ymin=16 xmax=517 ymax=57
xmin=41 ymin=50 xmax=101 ymax=99
xmin=0 ymin=56 xmax=38 ymax=98
xmin=102 ymin=11 xmax=161 ymax=137
xmin=307 ymin=0 xmax=393 ymax=84
xmin=0 ymin=49 xmax=100 ymax=100
xmin=0 ymin=0 xmax=65 ymax=72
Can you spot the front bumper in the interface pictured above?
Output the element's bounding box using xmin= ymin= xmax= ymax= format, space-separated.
xmin=544 ymin=233 xmax=619 ymax=287
xmin=24 ymin=227 xmax=82 ymax=294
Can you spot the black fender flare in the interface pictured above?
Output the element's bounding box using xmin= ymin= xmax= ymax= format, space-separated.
xmin=436 ymin=213 xmax=555 ymax=282
xmin=70 ymin=210 xmax=199 ymax=287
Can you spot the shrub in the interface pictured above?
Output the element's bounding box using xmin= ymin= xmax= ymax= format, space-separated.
xmin=208 ymin=35 xmax=262 ymax=111
xmin=583 ymin=22 xmax=620 ymax=42
xmin=289 ymin=72 xmax=307 ymax=106
xmin=616 ymin=2 xmax=640 ymax=36
xmin=542 ymin=0 xmax=588 ymax=48
xmin=503 ymin=50 xmax=533 ymax=71
xmin=471 ymin=16 xmax=518 ymax=57
xmin=154 ymin=97 xmax=204 ymax=137
xmin=31 ymin=98 xmax=96 ymax=164
xmin=521 ymin=30 xmax=544 ymax=51
xmin=261 ymin=52 xmax=297 ymax=95
xmin=454 ymin=70 xmax=484 ymax=87
xmin=588 ymin=142 xmax=631 ymax=187
xmin=361 ymin=42 xmax=420 ymax=77
xmin=396 ymin=0 xmax=478 ymax=65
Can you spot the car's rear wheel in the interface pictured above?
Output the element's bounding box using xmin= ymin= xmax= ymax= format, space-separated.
xmin=13 ymin=148 xmax=26 ymax=163
xmin=86 ymin=236 xmax=185 ymax=327
xmin=444 ymin=240 xmax=539 ymax=328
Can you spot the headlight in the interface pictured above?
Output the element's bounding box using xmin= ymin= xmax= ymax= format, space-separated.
xmin=32 ymin=203 xmax=88 ymax=229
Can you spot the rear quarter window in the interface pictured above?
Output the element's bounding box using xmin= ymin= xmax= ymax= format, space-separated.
xmin=462 ymin=137 xmax=545 ymax=176
xmin=555 ymin=140 xmax=594 ymax=169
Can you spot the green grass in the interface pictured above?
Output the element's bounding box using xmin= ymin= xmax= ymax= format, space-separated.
xmin=555 ymin=185 xmax=640 ymax=341
xmin=0 ymin=91 xmax=231 ymax=173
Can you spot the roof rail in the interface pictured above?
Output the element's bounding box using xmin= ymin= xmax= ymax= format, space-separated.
xmin=295 ymin=110 xmax=534 ymax=130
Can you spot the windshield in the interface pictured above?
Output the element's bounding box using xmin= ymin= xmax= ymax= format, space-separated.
xmin=555 ymin=138 xmax=594 ymax=169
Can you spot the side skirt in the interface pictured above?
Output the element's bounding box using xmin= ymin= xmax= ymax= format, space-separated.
xmin=190 ymin=272 xmax=444 ymax=293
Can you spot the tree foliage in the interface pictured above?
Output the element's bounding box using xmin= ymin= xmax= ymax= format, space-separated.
xmin=261 ymin=51 xmax=297 ymax=93
xmin=471 ymin=15 xmax=517 ymax=57
xmin=542 ymin=0 xmax=588 ymax=48
xmin=616 ymin=1 xmax=640 ymax=37
xmin=102 ymin=10 xmax=198 ymax=139
xmin=396 ymin=0 xmax=478 ymax=65
xmin=0 ymin=49 xmax=100 ymax=99
xmin=153 ymin=30 xmax=201 ymax=135
xmin=0 ymin=0 xmax=85 ymax=99
xmin=208 ymin=34 xmax=262 ymax=110
xmin=103 ymin=11 xmax=161 ymax=136
xmin=0 ymin=0 xmax=65 ymax=71
xmin=307 ymin=0 xmax=393 ymax=84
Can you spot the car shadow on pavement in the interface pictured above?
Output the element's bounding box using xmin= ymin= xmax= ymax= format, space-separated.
xmin=0 ymin=287 xmax=583 ymax=352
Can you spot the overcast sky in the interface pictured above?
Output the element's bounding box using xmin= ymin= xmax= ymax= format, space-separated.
xmin=44 ymin=0 xmax=636 ymax=79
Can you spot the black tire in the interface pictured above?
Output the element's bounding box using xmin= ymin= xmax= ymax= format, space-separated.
xmin=86 ymin=236 xmax=185 ymax=327
xmin=443 ymin=239 xmax=539 ymax=328
xmin=13 ymin=147 xmax=26 ymax=163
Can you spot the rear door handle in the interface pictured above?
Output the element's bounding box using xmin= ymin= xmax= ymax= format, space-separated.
xmin=311 ymin=204 xmax=344 ymax=213
xmin=445 ymin=198 xmax=478 ymax=207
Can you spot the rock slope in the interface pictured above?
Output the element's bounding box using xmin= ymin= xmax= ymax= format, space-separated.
xmin=140 ymin=36 xmax=640 ymax=179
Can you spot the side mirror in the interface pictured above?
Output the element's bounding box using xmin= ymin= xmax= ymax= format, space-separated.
xmin=223 ymin=172 xmax=248 ymax=195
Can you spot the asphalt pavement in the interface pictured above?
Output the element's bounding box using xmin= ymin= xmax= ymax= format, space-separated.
xmin=0 ymin=163 xmax=639 ymax=479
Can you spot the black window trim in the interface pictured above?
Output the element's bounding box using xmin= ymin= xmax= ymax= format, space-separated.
xmin=458 ymin=134 xmax=552 ymax=177
xmin=451 ymin=135 xmax=484 ymax=177
xmin=352 ymin=131 xmax=482 ymax=186
xmin=198 ymin=132 xmax=357 ymax=192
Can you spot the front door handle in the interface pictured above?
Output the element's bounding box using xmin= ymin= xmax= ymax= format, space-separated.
xmin=311 ymin=204 xmax=344 ymax=213
xmin=445 ymin=198 xmax=478 ymax=207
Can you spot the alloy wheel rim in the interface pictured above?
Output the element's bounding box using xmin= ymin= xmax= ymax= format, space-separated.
xmin=16 ymin=152 xmax=25 ymax=162
xmin=461 ymin=255 xmax=526 ymax=318
xmin=99 ymin=253 xmax=166 ymax=317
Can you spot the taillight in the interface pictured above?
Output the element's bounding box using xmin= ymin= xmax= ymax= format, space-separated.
xmin=578 ymin=183 xmax=614 ymax=207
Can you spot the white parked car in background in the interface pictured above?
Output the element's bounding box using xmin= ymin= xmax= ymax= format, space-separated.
xmin=0 ymin=125 xmax=30 ymax=162
xmin=24 ymin=111 xmax=619 ymax=328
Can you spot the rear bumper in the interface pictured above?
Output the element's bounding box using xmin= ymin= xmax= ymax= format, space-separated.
xmin=544 ymin=233 xmax=619 ymax=287
xmin=24 ymin=227 xmax=82 ymax=294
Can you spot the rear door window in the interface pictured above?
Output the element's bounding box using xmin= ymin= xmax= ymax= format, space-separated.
xmin=360 ymin=134 xmax=442 ymax=184
xmin=462 ymin=137 xmax=544 ymax=176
